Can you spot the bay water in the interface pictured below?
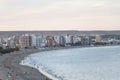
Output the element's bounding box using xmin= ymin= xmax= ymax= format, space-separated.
xmin=21 ymin=46 xmax=120 ymax=80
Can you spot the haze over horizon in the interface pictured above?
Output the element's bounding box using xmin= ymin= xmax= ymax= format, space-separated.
xmin=0 ymin=0 xmax=120 ymax=31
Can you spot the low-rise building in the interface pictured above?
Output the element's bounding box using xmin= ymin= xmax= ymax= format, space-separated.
xmin=81 ymin=36 xmax=90 ymax=45
xmin=46 ymin=36 xmax=55 ymax=47
xmin=95 ymin=35 xmax=102 ymax=42
xmin=64 ymin=34 xmax=73 ymax=45
xmin=6 ymin=37 xmax=15 ymax=48
xmin=73 ymin=36 xmax=81 ymax=44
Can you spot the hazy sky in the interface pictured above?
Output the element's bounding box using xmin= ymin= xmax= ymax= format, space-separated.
xmin=0 ymin=0 xmax=120 ymax=31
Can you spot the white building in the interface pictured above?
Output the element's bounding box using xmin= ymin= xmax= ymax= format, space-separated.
xmin=6 ymin=37 xmax=15 ymax=48
xmin=108 ymin=39 xmax=120 ymax=44
xmin=36 ymin=36 xmax=47 ymax=47
xmin=2 ymin=38 xmax=7 ymax=49
xmin=73 ymin=36 xmax=81 ymax=44
xmin=54 ymin=36 xmax=60 ymax=45
xmin=41 ymin=38 xmax=47 ymax=47
xmin=59 ymin=36 xmax=65 ymax=46
xmin=64 ymin=34 xmax=72 ymax=44
xmin=0 ymin=38 xmax=4 ymax=48
xmin=36 ymin=36 xmax=42 ymax=47
xmin=31 ymin=34 xmax=37 ymax=47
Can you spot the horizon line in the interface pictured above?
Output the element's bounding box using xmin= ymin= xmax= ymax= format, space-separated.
xmin=0 ymin=30 xmax=120 ymax=32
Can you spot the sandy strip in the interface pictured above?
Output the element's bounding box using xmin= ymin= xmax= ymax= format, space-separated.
xmin=0 ymin=49 xmax=51 ymax=80
xmin=0 ymin=46 xmax=82 ymax=80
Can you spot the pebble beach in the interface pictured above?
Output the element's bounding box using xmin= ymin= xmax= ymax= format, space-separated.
xmin=0 ymin=49 xmax=51 ymax=80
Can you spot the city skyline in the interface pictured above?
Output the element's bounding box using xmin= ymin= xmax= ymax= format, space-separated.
xmin=0 ymin=0 xmax=120 ymax=31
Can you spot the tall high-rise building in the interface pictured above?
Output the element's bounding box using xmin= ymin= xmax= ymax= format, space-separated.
xmin=36 ymin=36 xmax=46 ymax=47
xmin=19 ymin=34 xmax=31 ymax=48
xmin=31 ymin=34 xmax=37 ymax=47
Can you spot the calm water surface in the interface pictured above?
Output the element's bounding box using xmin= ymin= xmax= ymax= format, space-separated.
xmin=22 ymin=46 xmax=120 ymax=80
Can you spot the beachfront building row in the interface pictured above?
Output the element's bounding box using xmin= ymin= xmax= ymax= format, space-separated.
xmin=0 ymin=34 xmax=120 ymax=49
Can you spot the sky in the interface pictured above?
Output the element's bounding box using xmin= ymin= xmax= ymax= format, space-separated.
xmin=0 ymin=0 xmax=120 ymax=31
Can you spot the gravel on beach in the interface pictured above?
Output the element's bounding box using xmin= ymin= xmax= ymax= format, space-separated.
xmin=0 ymin=49 xmax=51 ymax=80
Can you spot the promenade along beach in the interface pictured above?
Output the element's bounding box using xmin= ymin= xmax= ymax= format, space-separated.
xmin=21 ymin=46 xmax=120 ymax=80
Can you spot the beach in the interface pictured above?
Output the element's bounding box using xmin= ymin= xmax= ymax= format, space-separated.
xmin=0 ymin=45 xmax=119 ymax=80
xmin=21 ymin=46 xmax=120 ymax=80
xmin=0 ymin=46 xmax=84 ymax=80
xmin=0 ymin=49 xmax=51 ymax=80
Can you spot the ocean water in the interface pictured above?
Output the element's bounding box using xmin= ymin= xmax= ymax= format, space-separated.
xmin=21 ymin=46 xmax=120 ymax=80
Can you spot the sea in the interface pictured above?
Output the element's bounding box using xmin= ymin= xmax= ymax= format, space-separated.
xmin=21 ymin=46 xmax=120 ymax=80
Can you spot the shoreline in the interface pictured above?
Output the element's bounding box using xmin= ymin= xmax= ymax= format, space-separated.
xmin=20 ymin=45 xmax=120 ymax=80
xmin=0 ymin=49 xmax=51 ymax=80
xmin=0 ymin=45 xmax=120 ymax=80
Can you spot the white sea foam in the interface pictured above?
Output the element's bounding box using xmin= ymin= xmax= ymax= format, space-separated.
xmin=20 ymin=57 xmax=59 ymax=80
xmin=20 ymin=46 xmax=120 ymax=80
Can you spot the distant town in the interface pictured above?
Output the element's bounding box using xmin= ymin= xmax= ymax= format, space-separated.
xmin=0 ymin=31 xmax=120 ymax=52
xmin=0 ymin=31 xmax=120 ymax=80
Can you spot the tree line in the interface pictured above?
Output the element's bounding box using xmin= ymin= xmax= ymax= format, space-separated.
xmin=0 ymin=47 xmax=19 ymax=55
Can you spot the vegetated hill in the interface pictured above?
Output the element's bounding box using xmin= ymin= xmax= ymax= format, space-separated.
xmin=0 ymin=30 xmax=120 ymax=37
